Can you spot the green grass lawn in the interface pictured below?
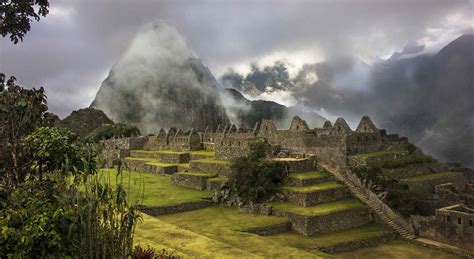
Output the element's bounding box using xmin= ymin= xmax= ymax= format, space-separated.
xmin=131 ymin=150 xmax=187 ymax=155
xmin=267 ymin=224 xmax=391 ymax=250
xmin=189 ymin=150 xmax=216 ymax=157
xmin=334 ymin=239 xmax=459 ymax=259
xmin=157 ymin=206 xmax=326 ymax=258
xmin=135 ymin=213 xmax=255 ymax=257
xmin=283 ymin=181 xmax=346 ymax=193
xmin=192 ymin=158 xmax=231 ymax=165
xmin=97 ymin=168 xmax=212 ymax=206
xmin=272 ymin=157 xmax=308 ymax=161
xmin=289 ymin=171 xmax=330 ymax=180
xmin=271 ymin=198 xmax=366 ymax=216
xmin=174 ymin=172 xmax=216 ymax=177
xmin=403 ymin=172 xmax=459 ymax=182
xmin=349 ymin=149 xmax=404 ymax=158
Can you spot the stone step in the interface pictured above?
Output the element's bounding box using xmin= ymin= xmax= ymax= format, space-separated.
xmin=129 ymin=150 xmax=191 ymax=164
xmin=271 ymin=198 xmax=373 ymax=236
xmin=285 ymin=171 xmax=334 ymax=187
xmin=267 ymin=223 xmax=396 ymax=254
xmin=321 ymin=167 xmax=417 ymax=240
xmin=283 ymin=181 xmax=352 ymax=207
xmin=171 ymin=172 xmax=217 ymax=190
xmin=123 ymin=157 xmax=178 ymax=174
xmin=189 ymin=159 xmax=232 ymax=177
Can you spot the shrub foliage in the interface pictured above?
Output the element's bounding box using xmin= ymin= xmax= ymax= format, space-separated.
xmin=229 ymin=140 xmax=285 ymax=203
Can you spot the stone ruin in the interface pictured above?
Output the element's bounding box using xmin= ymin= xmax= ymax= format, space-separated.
xmin=100 ymin=115 xmax=473 ymax=252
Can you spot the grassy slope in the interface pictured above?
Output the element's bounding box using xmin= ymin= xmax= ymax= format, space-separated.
xmin=271 ymin=198 xmax=365 ymax=216
xmin=98 ymin=169 xmax=211 ymax=206
xmin=283 ymin=181 xmax=345 ymax=193
xmin=158 ymin=206 xmax=326 ymax=258
xmin=403 ymin=172 xmax=459 ymax=181
xmin=192 ymin=158 xmax=231 ymax=165
xmin=135 ymin=213 xmax=256 ymax=257
xmin=289 ymin=171 xmax=330 ymax=179
xmin=267 ymin=224 xmax=391 ymax=249
xmin=334 ymin=240 xmax=459 ymax=259
xmin=349 ymin=149 xmax=404 ymax=158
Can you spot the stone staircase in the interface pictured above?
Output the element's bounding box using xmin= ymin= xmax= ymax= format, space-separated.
xmin=324 ymin=165 xmax=416 ymax=240
xmin=266 ymin=162 xmax=395 ymax=252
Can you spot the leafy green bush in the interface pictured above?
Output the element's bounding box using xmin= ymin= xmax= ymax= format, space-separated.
xmin=60 ymin=107 xmax=114 ymax=138
xmin=87 ymin=123 xmax=141 ymax=142
xmin=229 ymin=140 xmax=285 ymax=203
xmin=132 ymin=245 xmax=178 ymax=259
xmin=0 ymin=77 xmax=142 ymax=257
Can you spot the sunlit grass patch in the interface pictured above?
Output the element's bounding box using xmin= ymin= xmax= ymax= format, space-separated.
xmin=97 ymin=168 xmax=211 ymax=206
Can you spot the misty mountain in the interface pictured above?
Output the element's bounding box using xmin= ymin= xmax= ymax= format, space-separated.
xmin=90 ymin=23 xmax=229 ymax=133
xmin=223 ymin=88 xmax=326 ymax=128
xmin=220 ymin=34 xmax=473 ymax=167
xmin=370 ymin=34 xmax=474 ymax=167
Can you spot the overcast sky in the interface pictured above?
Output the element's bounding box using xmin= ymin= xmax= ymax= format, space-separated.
xmin=0 ymin=0 xmax=472 ymax=117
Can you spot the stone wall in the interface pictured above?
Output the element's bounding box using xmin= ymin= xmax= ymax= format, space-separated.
xmin=241 ymin=222 xmax=290 ymax=236
xmin=317 ymin=231 xmax=396 ymax=254
xmin=284 ymin=187 xmax=351 ymax=207
xmin=189 ymin=161 xmax=233 ymax=177
xmin=403 ymin=173 xmax=467 ymax=192
xmin=433 ymin=205 xmax=474 ymax=250
xmin=138 ymin=200 xmax=214 ymax=216
xmin=171 ymin=173 xmax=216 ymax=190
xmin=280 ymin=207 xmax=373 ymax=236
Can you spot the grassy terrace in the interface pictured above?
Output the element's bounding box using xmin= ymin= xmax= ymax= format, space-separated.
xmin=403 ymin=172 xmax=459 ymax=182
xmin=124 ymin=157 xmax=189 ymax=168
xmin=130 ymin=150 xmax=216 ymax=157
xmin=189 ymin=150 xmax=216 ymax=157
xmin=192 ymin=158 xmax=231 ymax=165
xmin=175 ymin=172 xmax=216 ymax=177
xmin=135 ymin=214 xmax=254 ymax=257
xmin=289 ymin=171 xmax=330 ymax=180
xmin=158 ymin=206 xmax=325 ymax=258
xmin=98 ymin=169 xmax=211 ymax=206
xmin=131 ymin=150 xmax=188 ymax=155
xmin=271 ymin=198 xmax=365 ymax=216
xmin=349 ymin=149 xmax=404 ymax=158
xmin=267 ymin=224 xmax=391 ymax=250
xmin=272 ymin=157 xmax=308 ymax=162
xmin=283 ymin=181 xmax=345 ymax=193
xmin=335 ymin=239 xmax=458 ymax=259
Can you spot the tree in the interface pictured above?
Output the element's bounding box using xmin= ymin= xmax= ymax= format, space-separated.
xmin=229 ymin=140 xmax=285 ymax=203
xmin=0 ymin=0 xmax=49 ymax=43
xmin=0 ymin=73 xmax=50 ymax=184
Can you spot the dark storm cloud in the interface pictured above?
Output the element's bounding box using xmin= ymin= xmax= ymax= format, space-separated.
xmin=0 ymin=0 xmax=471 ymax=117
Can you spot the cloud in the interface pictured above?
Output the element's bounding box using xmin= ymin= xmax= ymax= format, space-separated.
xmin=0 ymin=0 xmax=472 ymax=118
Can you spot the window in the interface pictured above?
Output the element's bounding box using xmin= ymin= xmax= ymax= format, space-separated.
xmin=469 ymin=220 xmax=473 ymax=227
xmin=458 ymin=217 xmax=462 ymax=224
xmin=447 ymin=216 xmax=451 ymax=222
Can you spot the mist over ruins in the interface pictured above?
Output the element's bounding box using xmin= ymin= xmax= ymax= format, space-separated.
xmin=1 ymin=0 xmax=473 ymax=257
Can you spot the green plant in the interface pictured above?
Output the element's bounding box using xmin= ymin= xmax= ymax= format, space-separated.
xmin=132 ymin=245 xmax=178 ymax=259
xmin=0 ymin=78 xmax=141 ymax=257
xmin=229 ymin=140 xmax=285 ymax=203
xmin=0 ymin=0 xmax=50 ymax=43
xmin=87 ymin=123 xmax=141 ymax=142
